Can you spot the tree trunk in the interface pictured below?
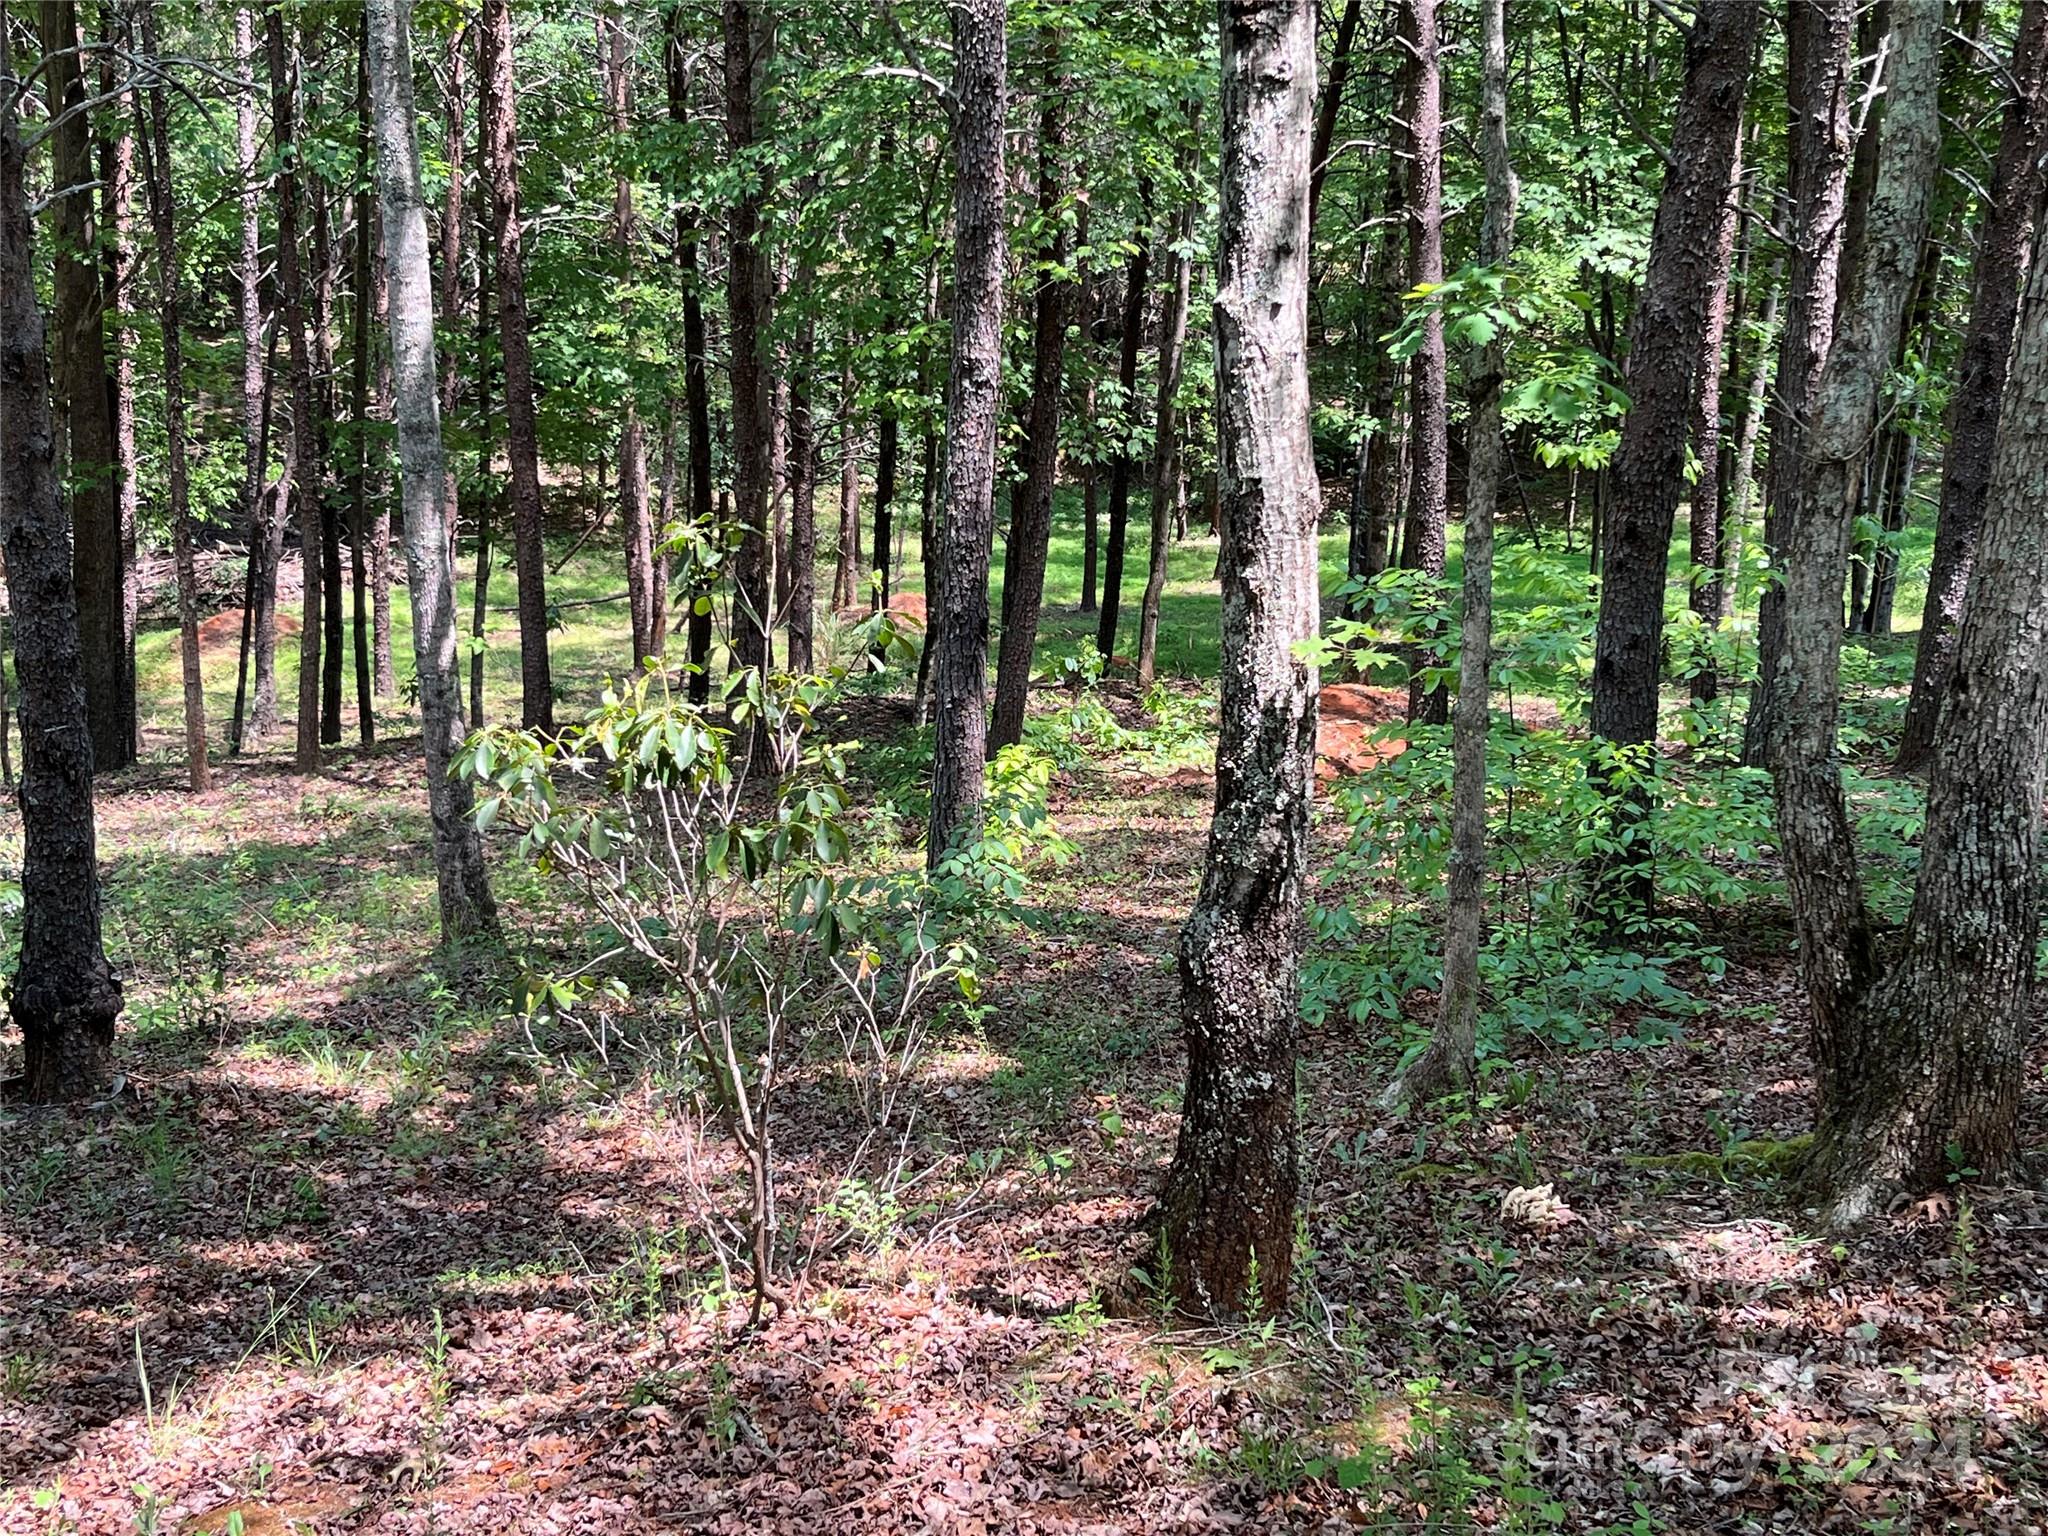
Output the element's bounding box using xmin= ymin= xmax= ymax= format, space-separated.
xmin=1588 ymin=2 xmax=1758 ymax=917
xmin=1157 ymin=0 xmax=1320 ymax=1323
xmin=1137 ymin=197 xmax=1195 ymax=687
xmin=97 ymin=29 xmax=140 ymax=763
xmin=725 ymin=0 xmax=777 ymax=732
xmin=602 ymin=3 xmax=658 ymax=672
xmin=786 ymin=310 xmax=818 ymax=674
xmin=1761 ymin=0 xmax=1943 ymax=1216
xmin=1688 ymin=134 xmax=1746 ymax=703
xmin=348 ymin=24 xmax=376 ymax=745
xmin=1741 ymin=0 xmax=1856 ymax=767
xmin=1306 ymin=0 xmax=1363 ymax=230
xmin=1095 ymin=195 xmax=1153 ymax=664
xmin=1723 ymin=271 xmax=1781 ymax=622
xmin=270 ymin=2 xmax=326 ymax=774
xmin=1350 ymin=134 xmax=1406 ymax=614
xmin=471 ymin=135 xmax=495 ymax=733
xmin=833 ymin=357 xmax=861 ymax=612
xmin=439 ymin=21 xmax=468 ymax=710
xmin=481 ymin=0 xmax=554 ymax=732
xmin=235 ymin=3 xmax=281 ymax=747
xmin=991 ymin=43 xmax=1073 ymax=751
xmin=367 ymin=0 xmax=501 ymax=945
xmin=135 ymin=10 xmax=212 ymax=794
xmin=1897 ymin=0 xmax=2048 ymax=769
xmin=1399 ymin=0 xmax=1449 ymax=724
xmin=0 ymin=13 xmax=123 ymax=1100
xmin=41 ymin=0 xmax=131 ymax=775
xmin=313 ymin=184 xmax=345 ymax=749
xmin=1385 ymin=0 xmax=1514 ymax=1107
xmin=925 ymin=0 xmax=1007 ymax=867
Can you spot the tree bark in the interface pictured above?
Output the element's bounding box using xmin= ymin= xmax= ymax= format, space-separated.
xmin=1095 ymin=194 xmax=1152 ymax=664
xmin=786 ymin=310 xmax=818 ymax=674
xmin=1157 ymin=0 xmax=1320 ymax=1323
xmin=367 ymin=0 xmax=501 ymax=945
xmin=41 ymin=0 xmax=131 ymax=775
xmin=725 ymin=0 xmax=777 ymax=728
xmin=1385 ymin=0 xmax=1514 ymax=1106
xmin=135 ymin=10 xmax=212 ymax=794
xmin=1896 ymin=0 xmax=2048 ymax=769
xmin=481 ymin=0 xmax=554 ymax=732
xmin=991 ymin=44 xmax=1073 ymax=750
xmin=1137 ymin=197 xmax=1195 ymax=688
xmin=925 ymin=0 xmax=1007 ymax=867
xmin=0 ymin=10 xmax=122 ymax=1100
xmin=1306 ymin=0 xmax=1363 ymax=230
xmin=1588 ymin=1 xmax=1758 ymax=916
xmin=348 ymin=23 xmax=377 ymax=745
xmin=1687 ymin=134 xmax=1746 ymax=702
xmin=602 ymin=3 xmax=658 ymax=672
xmin=833 ymin=357 xmax=862 ymax=612
xmin=439 ymin=21 xmax=468 ymax=708
xmin=270 ymin=2 xmax=326 ymax=774
xmin=97 ymin=27 xmax=140 ymax=762
xmin=1761 ymin=0 xmax=1943 ymax=1215
xmin=235 ymin=3 xmax=281 ymax=747
xmin=1399 ymin=0 xmax=1449 ymax=724
xmin=1741 ymin=0 xmax=1856 ymax=767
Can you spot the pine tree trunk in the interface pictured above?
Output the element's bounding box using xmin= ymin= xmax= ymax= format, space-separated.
xmin=97 ymin=30 xmax=140 ymax=762
xmin=470 ymin=144 xmax=495 ymax=733
xmin=991 ymin=45 xmax=1073 ymax=751
xmin=235 ymin=3 xmax=281 ymax=746
xmin=136 ymin=11 xmax=212 ymax=794
xmin=481 ymin=0 xmax=554 ymax=732
xmin=1763 ymin=0 xmax=1944 ymax=1215
xmin=1386 ymin=0 xmax=1514 ymax=1107
xmin=1687 ymin=135 xmax=1745 ymax=703
xmin=438 ymin=22 xmax=468 ymax=709
xmin=1137 ymin=197 xmax=1195 ymax=688
xmin=348 ymin=25 xmax=376 ymax=745
xmin=313 ymin=185 xmax=346 ymax=749
xmin=786 ymin=310 xmax=818 ymax=675
xmin=925 ymin=0 xmax=1007 ymax=867
xmin=1897 ymin=0 xmax=2048 ymax=770
xmin=834 ymin=358 xmax=861 ymax=612
xmin=270 ymin=2 xmax=326 ymax=774
xmin=1742 ymin=0 xmax=1856 ymax=767
xmin=601 ymin=3 xmax=657 ymax=672
xmin=0 ymin=18 xmax=123 ymax=1100
xmin=41 ymin=0 xmax=131 ymax=775
xmin=1588 ymin=2 xmax=1758 ymax=917
xmin=1157 ymin=0 xmax=1320 ymax=1323
xmin=1095 ymin=201 xmax=1152 ymax=664
xmin=725 ymin=0 xmax=777 ymax=729
xmin=366 ymin=0 xmax=501 ymax=945
xmin=1306 ymin=0 xmax=1363 ymax=229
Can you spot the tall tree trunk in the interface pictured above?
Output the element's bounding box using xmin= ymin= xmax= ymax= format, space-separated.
xmin=1897 ymin=0 xmax=2048 ymax=769
xmin=1588 ymin=2 xmax=1758 ymax=917
xmin=874 ymin=408 xmax=899 ymax=613
xmin=135 ymin=11 xmax=212 ymax=793
xmin=367 ymin=0 xmax=501 ymax=944
xmin=42 ymin=1 xmax=130 ymax=774
xmin=1688 ymin=134 xmax=1746 ymax=703
xmin=1741 ymin=0 xmax=1856 ymax=766
xmin=1349 ymin=131 xmax=1406 ymax=614
xmin=439 ymin=21 xmax=468 ymax=711
xmin=725 ymin=0 xmax=776 ymax=735
xmin=270 ymin=2 xmax=326 ymax=774
xmin=1306 ymin=0 xmax=1363 ymax=229
xmin=0 ymin=12 xmax=123 ymax=1100
xmin=1723 ymin=271 xmax=1781 ymax=621
xmin=991 ymin=43 xmax=1073 ymax=751
xmin=833 ymin=357 xmax=861 ymax=612
xmin=1399 ymin=0 xmax=1449 ymax=724
xmin=348 ymin=24 xmax=376 ymax=745
xmin=1095 ymin=192 xmax=1153 ymax=664
xmin=481 ymin=0 xmax=554 ymax=732
xmin=313 ymin=183 xmax=345 ymax=747
xmin=97 ymin=29 xmax=140 ymax=762
xmin=1384 ymin=0 xmax=1515 ymax=1106
xmin=786 ymin=310 xmax=818 ymax=674
xmin=1137 ymin=196 xmax=1195 ymax=687
xmin=1158 ymin=0 xmax=1320 ymax=1322
xmin=470 ymin=136 xmax=495 ymax=732
xmin=1762 ymin=0 xmax=1943 ymax=1216
xmin=925 ymin=0 xmax=1007 ymax=867
xmin=602 ymin=3 xmax=658 ymax=672
xmin=235 ymin=3 xmax=281 ymax=747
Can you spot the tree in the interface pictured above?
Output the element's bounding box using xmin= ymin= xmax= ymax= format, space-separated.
xmin=269 ymin=1 xmax=325 ymax=775
xmin=786 ymin=310 xmax=819 ymax=675
xmin=365 ymin=0 xmax=500 ymax=945
xmin=134 ymin=11 xmax=211 ymax=794
xmin=726 ymin=0 xmax=777 ymax=721
xmin=1094 ymin=185 xmax=1152 ymax=664
xmin=1398 ymin=0 xmax=1448 ymax=724
xmin=346 ymin=24 xmax=376 ymax=746
xmin=1742 ymin=0 xmax=1856 ymax=767
xmin=1136 ymin=193 xmax=1195 ymax=688
xmin=1686 ymin=133 xmax=1745 ymax=702
xmin=1587 ymin=0 xmax=1759 ymax=914
xmin=1896 ymin=0 xmax=2048 ymax=770
xmin=924 ymin=0 xmax=1007 ymax=867
xmin=666 ymin=9 xmax=716 ymax=705
xmin=41 ymin=0 xmax=132 ymax=774
xmin=0 ymin=8 xmax=122 ymax=1098
xmin=1760 ymin=0 xmax=1944 ymax=1219
xmin=232 ymin=1 xmax=281 ymax=749
xmin=1156 ymin=0 xmax=1320 ymax=1321
xmin=481 ymin=0 xmax=555 ymax=732
xmin=991 ymin=43 xmax=1074 ymax=752
xmin=1383 ymin=0 xmax=1514 ymax=1106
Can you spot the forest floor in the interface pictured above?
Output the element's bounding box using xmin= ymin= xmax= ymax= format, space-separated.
xmin=5 ymin=521 xmax=2044 ymax=1535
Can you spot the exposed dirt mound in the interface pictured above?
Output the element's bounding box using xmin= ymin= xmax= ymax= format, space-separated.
xmin=833 ymin=590 xmax=927 ymax=628
xmin=1317 ymin=681 xmax=1409 ymax=781
xmin=186 ymin=607 xmax=301 ymax=655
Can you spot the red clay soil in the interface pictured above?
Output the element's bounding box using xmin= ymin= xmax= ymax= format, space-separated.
xmin=1316 ymin=683 xmax=1409 ymax=782
xmin=186 ymin=608 xmax=301 ymax=655
xmin=834 ymin=592 xmax=927 ymax=629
